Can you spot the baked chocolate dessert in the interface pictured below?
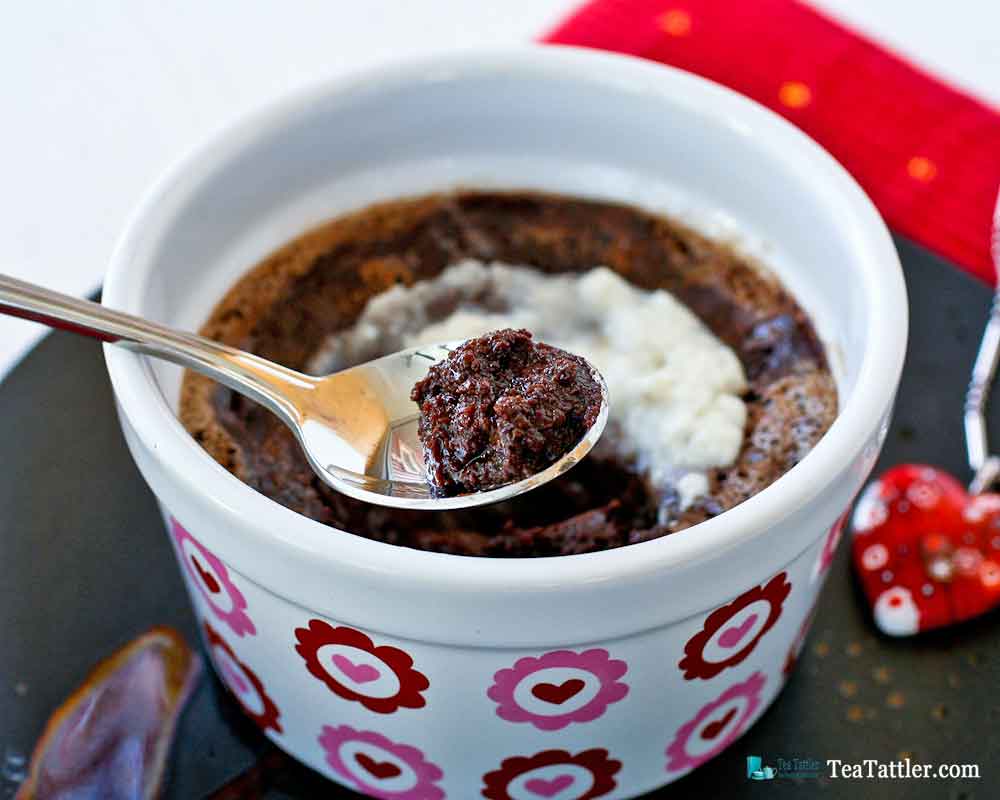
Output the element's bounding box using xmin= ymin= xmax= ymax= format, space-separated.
xmin=411 ymin=328 xmax=603 ymax=496
xmin=180 ymin=191 xmax=837 ymax=557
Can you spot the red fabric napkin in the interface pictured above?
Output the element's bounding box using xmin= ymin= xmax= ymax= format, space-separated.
xmin=544 ymin=0 xmax=1000 ymax=283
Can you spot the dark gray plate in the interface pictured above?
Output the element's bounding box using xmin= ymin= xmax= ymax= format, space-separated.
xmin=2 ymin=237 xmax=997 ymax=799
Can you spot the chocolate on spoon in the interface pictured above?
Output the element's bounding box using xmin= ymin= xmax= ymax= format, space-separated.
xmin=412 ymin=328 xmax=604 ymax=497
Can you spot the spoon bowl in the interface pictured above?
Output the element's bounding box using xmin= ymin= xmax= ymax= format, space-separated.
xmin=309 ymin=342 xmax=610 ymax=509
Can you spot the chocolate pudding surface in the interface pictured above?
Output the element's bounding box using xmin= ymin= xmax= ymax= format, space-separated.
xmin=180 ymin=191 xmax=837 ymax=557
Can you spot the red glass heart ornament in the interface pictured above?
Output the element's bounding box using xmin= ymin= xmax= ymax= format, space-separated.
xmin=851 ymin=463 xmax=1000 ymax=635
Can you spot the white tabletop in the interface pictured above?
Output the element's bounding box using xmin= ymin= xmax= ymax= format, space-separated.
xmin=2 ymin=0 xmax=998 ymax=380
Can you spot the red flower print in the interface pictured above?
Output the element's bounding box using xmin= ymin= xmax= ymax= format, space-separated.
xmin=318 ymin=725 xmax=444 ymax=799
xmin=783 ymin=598 xmax=820 ymax=677
xmin=294 ymin=620 xmax=428 ymax=714
xmin=487 ymin=649 xmax=628 ymax=731
xmin=482 ymin=749 xmax=620 ymax=800
xmin=679 ymin=572 xmax=791 ymax=680
xmin=204 ymin=622 xmax=281 ymax=733
xmin=664 ymin=672 xmax=767 ymax=775
xmin=170 ymin=518 xmax=256 ymax=637
xmin=813 ymin=512 xmax=848 ymax=580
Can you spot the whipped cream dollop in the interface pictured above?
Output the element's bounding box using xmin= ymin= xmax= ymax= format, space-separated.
xmin=309 ymin=260 xmax=748 ymax=507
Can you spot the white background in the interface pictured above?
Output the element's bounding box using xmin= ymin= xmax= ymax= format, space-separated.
xmin=2 ymin=0 xmax=998 ymax=379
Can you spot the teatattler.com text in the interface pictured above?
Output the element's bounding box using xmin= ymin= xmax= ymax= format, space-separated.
xmin=827 ymin=759 xmax=980 ymax=780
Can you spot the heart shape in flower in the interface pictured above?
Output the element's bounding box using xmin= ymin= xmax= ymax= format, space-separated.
xmin=699 ymin=708 xmax=737 ymax=740
xmin=851 ymin=464 xmax=1000 ymax=636
xmin=218 ymin=659 xmax=250 ymax=695
xmin=331 ymin=654 xmax=380 ymax=684
xmin=355 ymin=752 xmax=402 ymax=780
xmin=524 ymin=774 xmax=574 ymax=797
xmin=531 ymin=679 xmax=585 ymax=705
xmin=717 ymin=613 xmax=758 ymax=649
xmin=189 ymin=555 xmax=221 ymax=594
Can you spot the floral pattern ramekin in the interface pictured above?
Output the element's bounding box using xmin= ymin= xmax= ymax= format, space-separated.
xmin=162 ymin=510 xmax=859 ymax=798
xmin=104 ymin=48 xmax=906 ymax=798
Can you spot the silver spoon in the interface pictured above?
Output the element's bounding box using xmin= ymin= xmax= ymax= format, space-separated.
xmin=0 ymin=274 xmax=608 ymax=510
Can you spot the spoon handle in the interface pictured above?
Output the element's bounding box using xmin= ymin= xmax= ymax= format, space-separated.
xmin=0 ymin=273 xmax=309 ymax=421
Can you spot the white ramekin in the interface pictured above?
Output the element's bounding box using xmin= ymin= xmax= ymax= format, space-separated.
xmin=103 ymin=47 xmax=906 ymax=799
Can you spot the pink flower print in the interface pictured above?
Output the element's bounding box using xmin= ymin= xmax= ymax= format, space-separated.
xmin=171 ymin=518 xmax=255 ymax=637
xmin=664 ymin=671 xmax=767 ymax=775
xmin=318 ymin=725 xmax=444 ymax=799
xmin=488 ymin=649 xmax=628 ymax=731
